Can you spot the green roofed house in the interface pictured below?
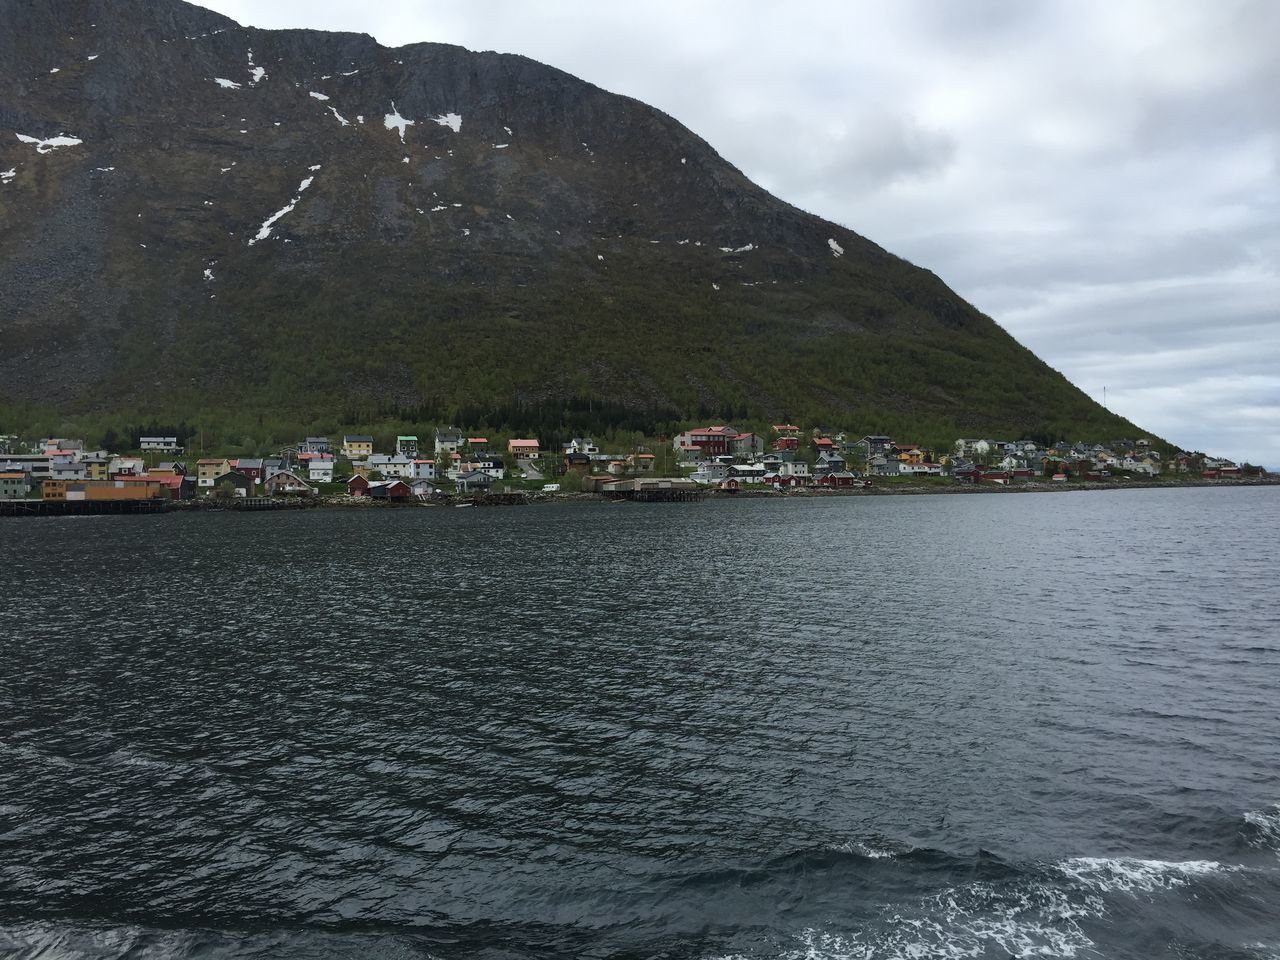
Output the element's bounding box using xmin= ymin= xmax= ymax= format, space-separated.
xmin=396 ymin=435 xmax=419 ymax=457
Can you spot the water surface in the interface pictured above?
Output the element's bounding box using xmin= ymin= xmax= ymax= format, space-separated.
xmin=2 ymin=487 xmax=1278 ymax=958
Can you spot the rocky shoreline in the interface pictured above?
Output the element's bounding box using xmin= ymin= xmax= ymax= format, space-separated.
xmin=162 ymin=476 xmax=1277 ymax=512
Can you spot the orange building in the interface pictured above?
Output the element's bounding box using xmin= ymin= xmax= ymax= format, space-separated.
xmin=43 ymin=479 xmax=168 ymax=501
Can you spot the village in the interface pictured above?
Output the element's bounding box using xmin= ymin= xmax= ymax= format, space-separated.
xmin=0 ymin=422 xmax=1263 ymax=511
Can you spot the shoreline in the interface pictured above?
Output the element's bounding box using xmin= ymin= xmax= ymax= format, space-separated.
xmin=4 ymin=477 xmax=1274 ymax=518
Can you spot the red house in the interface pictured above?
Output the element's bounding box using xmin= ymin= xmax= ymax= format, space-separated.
xmin=674 ymin=425 xmax=738 ymax=458
xmin=370 ymin=480 xmax=412 ymax=499
xmin=772 ymin=436 xmax=799 ymax=452
xmin=347 ymin=475 xmax=371 ymax=497
xmin=816 ymin=472 xmax=858 ymax=488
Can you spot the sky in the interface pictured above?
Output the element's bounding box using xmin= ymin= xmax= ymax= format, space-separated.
xmin=199 ymin=0 xmax=1280 ymax=466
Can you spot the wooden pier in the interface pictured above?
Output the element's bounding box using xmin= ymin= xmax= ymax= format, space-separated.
xmin=0 ymin=499 xmax=169 ymax=517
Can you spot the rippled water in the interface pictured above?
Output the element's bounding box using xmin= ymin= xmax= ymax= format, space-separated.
xmin=2 ymin=487 xmax=1279 ymax=959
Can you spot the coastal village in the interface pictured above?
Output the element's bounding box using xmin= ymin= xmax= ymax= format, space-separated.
xmin=0 ymin=423 xmax=1263 ymax=511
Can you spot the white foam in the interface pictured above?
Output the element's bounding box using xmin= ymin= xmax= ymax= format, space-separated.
xmin=719 ymin=243 xmax=755 ymax=253
xmin=828 ymin=237 xmax=844 ymax=257
xmin=461 ymin=228 xmax=470 ymax=236
xmin=15 ymin=133 xmax=82 ymax=154
xmin=341 ymin=69 xmax=360 ymax=76
xmin=49 ymin=67 xmax=60 ymax=74
xmin=430 ymin=205 xmax=447 ymax=212
xmin=712 ymin=283 xmax=720 ymax=290
xmin=1244 ymin=805 xmax=1280 ymax=850
xmin=0 ymin=168 xmax=15 ymax=184
xmin=328 ymin=106 xmax=350 ymax=126
xmin=384 ymin=102 xmax=414 ymax=142
xmin=1057 ymin=856 xmax=1230 ymax=893
xmin=493 ymin=143 xmax=509 ymax=149
xmin=433 ymin=113 xmax=462 ymax=133
xmin=203 ymin=268 xmax=214 ymax=281
xmin=309 ymin=91 xmax=329 ymax=101
xmin=504 ymin=125 xmax=513 ymax=136
xmin=87 ymin=54 xmax=99 ymax=61
xmin=248 ymin=168 xmax=318 ymax=246
xmin=213 ymin=77 xmax=241 ymax=89
xmin=96 ymin=166 xmax=114 ymax=172
xmin=597 ymin=254 xmax=604 ymax=261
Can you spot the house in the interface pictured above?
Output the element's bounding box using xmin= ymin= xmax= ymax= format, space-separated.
xmin=264 ymin=471 xmax=315 ymax=497
xmin=408 ymin=478 xmax=436 ymax=498
xmin=141 ymin=472 xmax=190 ymax=500
xmin=234 ymin=458 xmax=264 ymax=482
xmin=435 ymin=428 xmax=463 ymax=456
xmin=307 ymin=456 xmax=335 ymax=483
xmin=868 ymin=455 xmax=900 ymax=477
xmin=690 ymin=462 xmax=730 ymax=483
xmin=211 ymin=470 xmax=255 ymax=497
xmin=563 ymin=437 xmax=599 ymax=455
xmin=779 ymin=461 xmax=810 ymax=479
xmin=82 ymin=454 xmax=112 ymax=480
xmin=813 ymin=436 xmax=837 ymax=453
xmin=772 ymin=436 xmax=799 ymax=452
xmin=469 ymin=453 xmax=505 ymax=479
xmin=893 ymin=444 xmax=926 ymax=465
xmin=858 ymin=436 xmax=894 ymax=460
xmin=341 ymin=435 xmax=375 ymax=460
xmin=156 ymin=461 xmax=187 ymax=475
xmin=764 ymin=473 xmax=805 ymax=489
xmin=814 ymin=453 xmax=847 ymax=476
xmin=196 ymin=458 xmax=231 ymax=488
xmin=466 ymin=437 xmax=489 ymax=451
xmin=629 ymin=453 xmax=656 ymax=472
xmin=508 ymin=439 xmax=540 ymax=459
xmin=347 ymin=475 xmax=372 ymax=497
xmin=369 ymin=479 xmax=413 ymax=500
xmin=607 ymin=460 xmax=628 ymax=476
xmin=299 ymin=436 xmax=332 ymax=455
xmin=456 ymin=470 xmax=493 ymax=492
xmin=564 ymin=451 xmax=592 ymax=474
xmin=139 ymin=436 xmax=182 ymax=453
xmin=412 ymin=459 xmax=437 ymax=480
xmin=816 ymin=471 xmax=860 ymax=488
xmin=0 ymin=472 xmax=29 ymax=499
xmin=109 ymin=456 xmax=145 ymax=477
xmin=772 ymin=424 xmax=801 ymax=438
xmin=899 ymin=462 xmax=942 ymax=476
xmin=49 ymin=460 xmax=87 ymax=481
xmin=729 ymin=463 xmax=767 ymax=483
xmin=673 ymin=425 xmax=738 ymax=459
xmin=396 ymin=435 xmax=419 ymax=457
xmin=731 ymin=432 xmax=764 ymax=457
xmin=366 ymin=454 xmax=415 ymax=478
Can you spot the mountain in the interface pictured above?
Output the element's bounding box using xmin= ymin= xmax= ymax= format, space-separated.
xmin=0 ymin=0 xmax=1146 ymax=445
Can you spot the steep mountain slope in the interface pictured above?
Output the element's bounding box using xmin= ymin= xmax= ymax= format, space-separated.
xmin=0 ymin=0 xmax=1144 ymax=441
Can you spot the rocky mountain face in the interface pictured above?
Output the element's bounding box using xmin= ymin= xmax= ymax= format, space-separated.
xmin=0 ymin=0 xmax=1140 ymax=440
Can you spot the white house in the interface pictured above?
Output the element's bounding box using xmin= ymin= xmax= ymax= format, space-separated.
xmin=139 ymin=437 xmax=182 ymax=453
xmin=779 ymin=461 xmax=810 ymax=478
xmin=366 ymin=454 xmax=415 ymax=478
xmin=307 ymin=459 xmax=334 ymax=483
xmin=899 ymin=462 xmax=942 ymax=476
xmin=412 ymin=459 xmax=437 ymax=480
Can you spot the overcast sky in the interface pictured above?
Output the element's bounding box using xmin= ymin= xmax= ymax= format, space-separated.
xmin=200 ymin=0 xmax=1279 ymax=466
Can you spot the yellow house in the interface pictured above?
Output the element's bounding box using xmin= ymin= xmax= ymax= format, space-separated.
xmin=197 ymin=458 xmax=231 ymax=488
xmin=342 ymin=435 xmax=374 ymax=459
xmin=508 ymin=439 xmax=540 ymax=458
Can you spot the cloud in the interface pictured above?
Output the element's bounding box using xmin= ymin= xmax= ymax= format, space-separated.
xmin=195 ymin=0 xmax=1280 ymax=466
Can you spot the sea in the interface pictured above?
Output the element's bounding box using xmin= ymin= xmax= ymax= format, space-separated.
xmin=1 ymin=486 xmax=1278 ymax=960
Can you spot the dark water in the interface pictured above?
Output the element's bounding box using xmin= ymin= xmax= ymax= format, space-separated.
xmin=2 ymin=487 xmax=1279 ymax=959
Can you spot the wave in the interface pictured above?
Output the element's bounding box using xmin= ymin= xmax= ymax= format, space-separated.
xmin=1243 ymin=805 xmax=1280 ymax=852
xmin=1056 ymin=856 xmax=1234 ymax=893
